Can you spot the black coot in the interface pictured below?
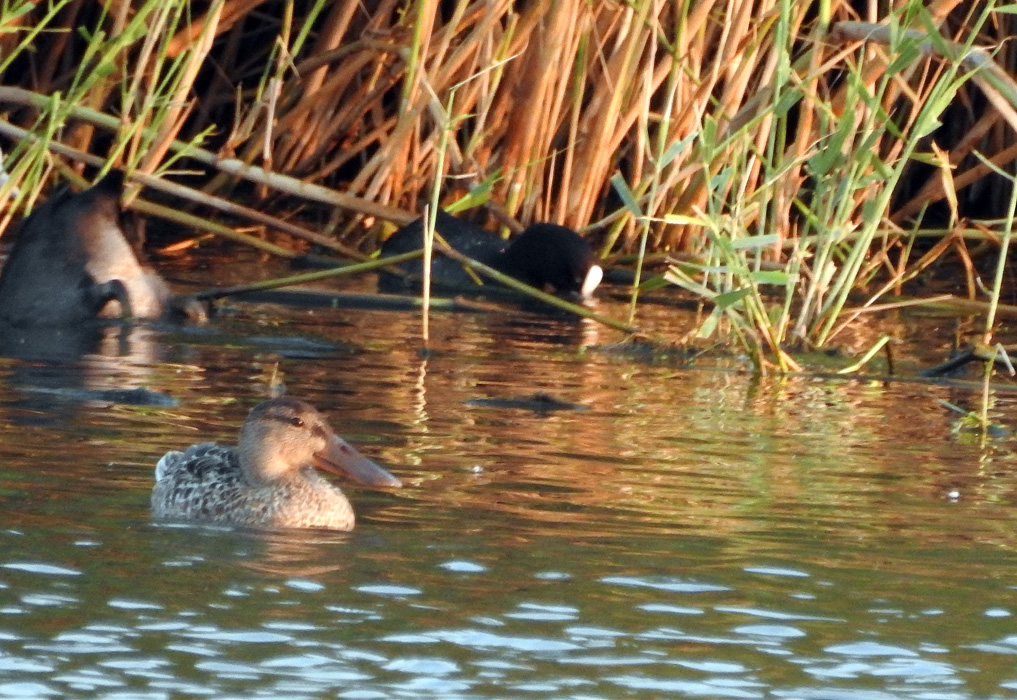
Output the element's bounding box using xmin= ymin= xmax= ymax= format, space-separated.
xmin=380 ymin=209 xmax=602 ymax=299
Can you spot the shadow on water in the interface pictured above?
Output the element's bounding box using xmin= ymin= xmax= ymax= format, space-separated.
xmin=1 ymin=267 xmax=1017 ymax=698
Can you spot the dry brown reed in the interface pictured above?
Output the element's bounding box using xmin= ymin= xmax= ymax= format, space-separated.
xmin=1 ymin=0 xmax=1017 ymax=347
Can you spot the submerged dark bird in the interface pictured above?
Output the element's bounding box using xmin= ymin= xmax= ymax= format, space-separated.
xmin=380 ymin=209 xmax=603 ymax=299
xmin=0 ymin=171 xmax=168 ymax=327
xmin=151 ymin=398 xmax=402 ymax=530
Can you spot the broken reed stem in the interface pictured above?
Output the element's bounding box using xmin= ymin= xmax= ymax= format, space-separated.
xmin=192 ymin=250 xmax=424 ymax=301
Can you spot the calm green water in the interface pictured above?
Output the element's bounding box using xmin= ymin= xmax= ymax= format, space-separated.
xmin=1 ymin=274 xmax=1016 ymax=700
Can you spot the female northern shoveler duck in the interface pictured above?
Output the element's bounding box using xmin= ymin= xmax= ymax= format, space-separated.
xmin=151 ymin=398 xmax=401 ymax=530
xmin=380 ymin=208 xmax=603 ymax=300
xmin=0 ymin=170 xmax=168 ymax=327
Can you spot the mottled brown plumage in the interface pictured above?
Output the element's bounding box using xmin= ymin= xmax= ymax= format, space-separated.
xmin=151 ymin=398 xmax=401 ymax=530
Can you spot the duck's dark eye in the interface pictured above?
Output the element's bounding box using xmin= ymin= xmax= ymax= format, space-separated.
xmin=289 ymin=416 xmax=304 ymax=428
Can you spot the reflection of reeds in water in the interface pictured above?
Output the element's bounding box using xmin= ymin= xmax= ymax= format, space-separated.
xmin=3 ymin=296 xmax=1016 ymax=579
xmin=338 ymin=303 xmax=1017 ymax=547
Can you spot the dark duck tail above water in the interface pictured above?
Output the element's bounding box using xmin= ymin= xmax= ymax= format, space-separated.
xmin=0 ymin=171 xmax=168 ymax=327
xmin=379 ymin=209 xmax=603 ymax=300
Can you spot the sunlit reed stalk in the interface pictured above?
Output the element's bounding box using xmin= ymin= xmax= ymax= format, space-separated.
xmin=810 ymin=7 xmax=996 ymax=347
xmin=626 ymin=11 xmax=682 ymax=328
xmin=419 ymin=67 xmax=464 ymax=347
xmin=421 ymin=202 xmax=433 ymax=346
xmin=976 ymin=160 xmax=1017 ymax=429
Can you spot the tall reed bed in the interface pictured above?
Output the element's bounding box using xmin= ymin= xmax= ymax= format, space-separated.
xmin=1 ymin=1 xmax=1016 ymax=372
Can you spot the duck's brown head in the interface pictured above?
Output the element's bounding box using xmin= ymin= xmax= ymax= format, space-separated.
xmin=238 ymin=398 xmax=402 ymax=488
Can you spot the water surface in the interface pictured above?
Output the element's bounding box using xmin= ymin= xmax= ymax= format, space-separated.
xmin=1 ymin=269 xmax=1016 ymax=699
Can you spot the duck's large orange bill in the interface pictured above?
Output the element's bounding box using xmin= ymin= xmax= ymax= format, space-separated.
xmin=313 ymin=436 xmax=402 ymax=488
